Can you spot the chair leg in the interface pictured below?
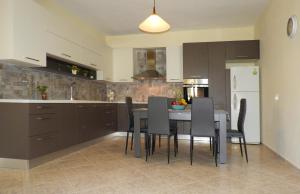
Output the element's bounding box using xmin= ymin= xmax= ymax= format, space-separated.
xmin=130 ymin=132 xmax=134 ymax=150
xmin=145 ymin=133 xmax=149 ymax=162
xmin=144 ymin=133 xmax=147 ymax=151
xmin=176 ymin=133 xmax=179 ymax=154
xmin=242 ymin=135 xmax=248 ymax=163
xmin=174 ymin=134 xmax=178 ymax=157
xmin=167 ymin=135 xmax=170 ymax=164
xmin=214 ymin=137 xmax=218 ymax=167
xmin=239 ymin=137 xmax=244 ymax=157
xmin=190 ymin=136 xmax=194 ymax=165
xmin=125 ymin=131 xmax=129 ymax=154
xmin=148 ymin=134 xmax=151 ymax=156
xmin=176 ymin=133 xmax=179 ymax=153
xmin=212 ymin=137 xmax=215 ymax=156
xmin=152 ymin=134 xmax=156 ymax=155
xmin=209 ymin=137 xmax=212 ymax=150
xmin=159 ymin=135 xmax=161 ymax=148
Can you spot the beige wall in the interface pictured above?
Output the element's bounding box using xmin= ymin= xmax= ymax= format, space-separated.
xmin=106 ymin=26 xmax=255 ymax=48
xmin=256 ymin=0 xmax=300 ymax=168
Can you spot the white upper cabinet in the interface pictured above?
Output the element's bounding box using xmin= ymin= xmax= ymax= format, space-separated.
xmin=166 ymin=46 xmax=183 ymax=82
xmin=46 ymin=31 xmax=104 ymax=70
xmin=113 ymin=48 xmax=133 ymax=82
xmin=81 ymin=48 xmax=103 ymax=70
xmin=44 ymin=7 xmax=104 ymax=70
xmin=0 ymin=0 xmax=46 ymax=67
xmin=46 ymin=32 xmax=82 ymax=64
xmin=0 ymin=0 xmax=107 ymax=70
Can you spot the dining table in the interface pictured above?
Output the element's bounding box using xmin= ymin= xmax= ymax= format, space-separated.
xmin=133 ymin=108 xmax=228 ymax=164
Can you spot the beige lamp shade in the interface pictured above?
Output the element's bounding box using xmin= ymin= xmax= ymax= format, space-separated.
xmin=139 ymin=14 xmax=170 ymax=33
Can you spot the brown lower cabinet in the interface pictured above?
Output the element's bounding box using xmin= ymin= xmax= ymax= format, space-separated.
xmin=59 ymin=104 xmax=78 ymax=148
xmin=29 ymin=131 xmax=59 ymax=159
xmin=77 ymin=103 xmax=117 ymax=143
xmin=0 ymin=103 xmax=117 ymax=160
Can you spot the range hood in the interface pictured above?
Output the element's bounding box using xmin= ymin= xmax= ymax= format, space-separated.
xmin=132 ymin=48 xmax=166 ymax=80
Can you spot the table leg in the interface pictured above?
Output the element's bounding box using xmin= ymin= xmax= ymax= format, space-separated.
xmin=134 ymin=112 xmax=141 ymax=158
xmin=219 ymin=113 xmax=227 ymax=164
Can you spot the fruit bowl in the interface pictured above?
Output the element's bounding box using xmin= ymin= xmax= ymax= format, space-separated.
xmin=171 ymin=104 xmax=186 ymax=110
xmin=171 ymin=99 xmax=187 ymax=110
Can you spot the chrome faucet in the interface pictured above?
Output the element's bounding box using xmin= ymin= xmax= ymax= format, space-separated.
xmin=70 ymin=81 xmax=76 ymax=100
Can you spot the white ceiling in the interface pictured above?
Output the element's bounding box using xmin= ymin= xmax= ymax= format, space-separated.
xmin=54 ymin=0 xmax=269 ymax=35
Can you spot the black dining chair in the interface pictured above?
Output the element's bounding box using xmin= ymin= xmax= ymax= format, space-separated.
xmin=124 ymin=97 xmax=148 ymax=154
xmin=227 ymin=98 xmax=248 ymax=162
xmin=146 ymin=97 xmax=178 ymax=163
xmin=190 ymin=97 xmax=219 ymax=166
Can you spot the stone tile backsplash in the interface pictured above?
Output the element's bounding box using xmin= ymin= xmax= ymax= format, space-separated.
xmin=107 ymin=80 xmax=182 ymax=102
xmin=0 ymin=64 xmax=182 ymax=102
xmin=0 ymin=64 xmax=107 ymax=100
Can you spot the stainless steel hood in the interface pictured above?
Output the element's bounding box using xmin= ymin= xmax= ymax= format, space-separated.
xmin=132 ymin=48 xmax=166 ymax=80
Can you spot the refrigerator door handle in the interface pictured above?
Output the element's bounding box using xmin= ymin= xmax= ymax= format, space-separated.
xmin=234 ymin=93 xmax=237 ymax=110
xmin=233 ymin=75 xmax=237 ymax=90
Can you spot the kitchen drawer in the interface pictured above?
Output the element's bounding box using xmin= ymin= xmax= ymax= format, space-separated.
xmin=29 ymin=104 xmax=57 ymax=114
xmin=103 ymin=108 xmax=117 ymax=130
xmin=103 ymin=108 xmax=116 ymax=116
xmin=29 ymin=114 xmax=57 ymax=136
xmin=104 ymin=121 xmax=114 ymax=130
xmin=29 ymin=131 xmax=58 ymax=159
xmin=103 ymin=104 xmax=117 ymax=114
xmin=102 ymin=103 xmax=116 ymax=109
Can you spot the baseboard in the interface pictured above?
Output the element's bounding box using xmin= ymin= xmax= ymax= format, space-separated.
xmin=262 ymin=142 xmax=300 ymax=170
xmin=0 ymin=134 xmax=113 ymax=169
xmin=0 ymin=158 xmax=29 ymax=169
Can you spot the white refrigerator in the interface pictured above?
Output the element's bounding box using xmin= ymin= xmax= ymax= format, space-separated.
xmin=230 ymin=66 xmax=260 ymax=144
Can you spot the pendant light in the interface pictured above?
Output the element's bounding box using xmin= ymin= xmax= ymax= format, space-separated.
xmin=139 ymin=0 xmax=170 ymax=33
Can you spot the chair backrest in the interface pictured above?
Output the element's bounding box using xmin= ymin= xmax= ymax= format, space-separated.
xmin=237 ymin=98 xmax=247 ymax=133
xmin=148 ymin=96 xmax=170 ymax=135
xmin=125 ymin=97 xmax=134 ymax=129
xmin=191 ymin=97 xmax=215 ymax=137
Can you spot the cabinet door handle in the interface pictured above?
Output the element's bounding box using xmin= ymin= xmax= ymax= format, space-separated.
xmin=61 ymin=53 xmax=71 ymax=58
xmin=170 ymin=79 xmax=180 ymax=81
xmin=236 ymin=55 xmax=249 ymax=58
xmin=25 ymin=57 xmax=40 ymax=62
xmin=36 ymin=137 xmax=44 ymax=141
xmin=36 ymin=136 xmax=55 ymax=141
xmin=190 ymin=75 xmax=200 ymax=78
xmin=36 ymin=105 xmax=50 ymax=109
xmin=35 ymin=117 xmax=51 ymax=121
xmin=233 ymin=94 xmax=237 ymax=110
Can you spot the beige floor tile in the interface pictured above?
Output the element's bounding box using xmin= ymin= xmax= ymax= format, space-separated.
xmin=0 ymin=134 xmax=300 ymax=194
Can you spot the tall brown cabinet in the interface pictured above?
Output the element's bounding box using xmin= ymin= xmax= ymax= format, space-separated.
xmin=183 ymin=40 xmax=260 ymax=115
xmin=183 ymin=43 xmax=209 ymax=79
